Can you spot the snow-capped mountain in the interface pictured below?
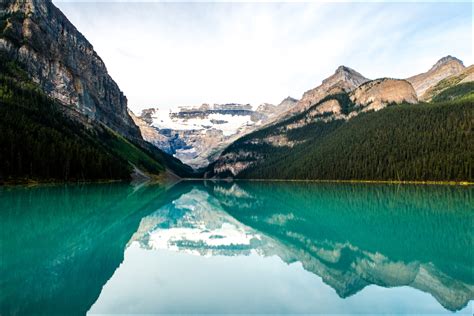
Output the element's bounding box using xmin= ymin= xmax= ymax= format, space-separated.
xmin=131 ymin=98 xmax=297 ymax=169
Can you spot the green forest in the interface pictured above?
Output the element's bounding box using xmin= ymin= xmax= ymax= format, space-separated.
xmin=431 ymin=82 xmax=474 ymax=103
xmin=212 ymin=92 xmax=473 ymax=182
xmin=0 ymin=57 xmax=126 ymax=182
xmin=0 ymin=55 xmax=195 ymax=183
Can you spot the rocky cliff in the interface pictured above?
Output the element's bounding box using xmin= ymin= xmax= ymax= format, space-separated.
xmin=290 ymin=66 xmax=369 ymax=115
xmin=0 ymin=0 xmax=198 ymax=181
xmin=1 ymin=0 xmax=141 ymax=139
xmin=350 ymin=78 xmax=418 ymax=111
xmin=254 ymin=96 xmax=298 ymax=122
xmin=407 ymin=56 xmax=465 ymax=101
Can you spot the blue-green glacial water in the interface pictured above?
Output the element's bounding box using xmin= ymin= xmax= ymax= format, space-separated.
xmin=0 ymin=181 xmax=472 ymax=314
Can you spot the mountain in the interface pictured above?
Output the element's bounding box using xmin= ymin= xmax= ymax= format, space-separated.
xmin=1 ymin=0 xmax=470 ymax=183
xmin=1 ymin=0 xmax=140 ymax=139
xmin=407 ymin=55 xmax=465 ymax=100
xmin=0 ymin=0 xmax=194 ymax=183
xmin=422 ymin=65 xmax=474 ymax=102
xmin=132 ymin=98 xmax=298 ymax=169
xmin=290 ymin=65 xmax=369 ymax=115
xmin=255 ymin=96 xmax=299 ymax=123
xmin=132 ymin=103 xmax=258 ymax=169
xmin=207 ymin=65 xmax=472 ymax=182
xmin=129 ymin=110 xmax=174 ymax=153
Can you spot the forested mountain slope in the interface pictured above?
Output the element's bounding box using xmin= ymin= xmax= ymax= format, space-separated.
xmin=0 ymin=0 xmax=195 ymax=183
xmin=422 ymin=65 xmax=474 ymax=102
xmin=207 ymin=92 xmax=473 ymax=182
xmin=0 ymin=56 xmax=194 ymax=183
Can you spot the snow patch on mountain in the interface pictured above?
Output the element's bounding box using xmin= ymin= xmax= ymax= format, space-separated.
xmin=133 ymin=98 xmax=297 ymax=169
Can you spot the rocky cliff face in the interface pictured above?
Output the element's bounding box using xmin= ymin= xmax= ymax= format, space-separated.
xmin=1 ymin=0 xmax=141 ymax=139
xmin=350 ymin=78 xmax=418 ymax=111
xmin=291 ymin=66 xmax=369 ymax=114
xmin=255 ymin=97 xmax=298 ymax=121
xmin=407 ymin=56 xmax=465 ymax=100
xmin=133 ymin=98 xmax=297 ymax=169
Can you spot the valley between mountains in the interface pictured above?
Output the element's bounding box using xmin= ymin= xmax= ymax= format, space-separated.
xmin=1 ymin=0 xmax=472 ymax=184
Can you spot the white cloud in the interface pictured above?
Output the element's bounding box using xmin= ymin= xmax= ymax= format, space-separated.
xmin=53 ymin=1 xmax=473 ymax=112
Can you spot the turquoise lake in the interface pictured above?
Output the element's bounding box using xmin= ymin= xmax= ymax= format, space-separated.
xmin=0 ymin=181 xmax=472 ymax=314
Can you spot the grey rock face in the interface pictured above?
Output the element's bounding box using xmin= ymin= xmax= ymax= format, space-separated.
xmin=1 ymin=0 xmax=141 ymax=139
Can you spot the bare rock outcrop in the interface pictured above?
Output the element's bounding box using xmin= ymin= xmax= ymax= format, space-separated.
xmin=291 ymin=66 xmax=369 ymax=114
xmin=407 ymin=56 xmax=465 ymax=100
xmin=255 ymin=97 xmax=298 ymax=121
xmin=350 ymin=78 xmax=418 ymax=111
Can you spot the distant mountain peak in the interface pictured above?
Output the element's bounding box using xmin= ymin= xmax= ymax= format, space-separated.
xmin=335 ymin=65 xmax=351 ymax=73
xmin=319 ymin=65 xmax=369 ymax=89
xmin=281 ymin=96 xmax=298 ymax=103
xmin=407 ymin=56 xmax=466 ymax=98
xmin=431 ymin=55 xmax=464 ymax=71
xmin=334 ymin=65 xmax=362 ymax=76
xmin=325 ymin=65 xmax=368 ymax=85
xmin=288 ymin=66 xmax=369 ymax=114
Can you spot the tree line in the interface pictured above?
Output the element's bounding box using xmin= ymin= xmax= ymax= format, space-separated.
xmin=220 ymin=94 xmax=473 ymax=182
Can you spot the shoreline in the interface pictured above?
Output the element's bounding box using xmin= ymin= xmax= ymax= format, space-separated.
xmin=0 ymin=178 xmax=126 ymax=188
xmin=183 ymin=178 xmax=474 ymax=186
xmin=2 ymin=177 xmax=472 ymax=187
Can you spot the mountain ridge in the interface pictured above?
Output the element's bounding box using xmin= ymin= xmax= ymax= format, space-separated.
xmin=205 ymin=59 xmax=472 ymax=181
xmin=407 ymin=55 xmax=466 ymax=100
xmin=292 ymin=65 xmax=370 ymax=114
xmin=1 ymin=0 xmax=471 ymax=183
xmin=207 ymin=96 xmax=472 ymax=181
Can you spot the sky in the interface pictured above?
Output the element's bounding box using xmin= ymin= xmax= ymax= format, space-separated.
xmin=53 ymin=1 xmax=473 ymax=113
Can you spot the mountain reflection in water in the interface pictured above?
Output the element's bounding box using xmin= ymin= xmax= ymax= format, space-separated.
xmin=1 ymin=181 xmax=472 ymax=314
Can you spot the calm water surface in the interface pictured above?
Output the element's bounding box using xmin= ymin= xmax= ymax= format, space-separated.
xmin=0 ymin=181 xmax=472 ymax=314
